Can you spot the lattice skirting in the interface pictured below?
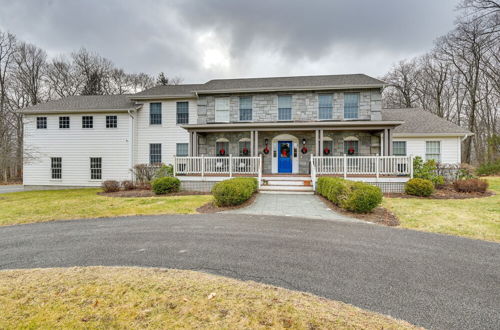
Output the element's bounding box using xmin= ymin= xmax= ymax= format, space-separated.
xmin=180 ymin=181 xmax=217 ymax=192
xmin=366 ymin=182 xmax=405 ymax=193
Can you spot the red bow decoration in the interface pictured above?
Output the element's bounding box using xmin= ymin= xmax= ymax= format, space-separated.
xmin=242 ymin=147 xmax=249 ymax=155
xmin=219 ymin=148 xmax=226 ymax=156
xmin=348 ymin=147 xmax=355 ymax=155
xmin=301 ymin=146 xmax=308 ymax=154
xmin=263 ymin=146 xmax=269 ymax=154
xmin=324 ymin=147 xmax=330 ymax=155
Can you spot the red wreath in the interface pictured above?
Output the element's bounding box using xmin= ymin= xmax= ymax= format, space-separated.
xmin=242 ymin=147 xmax=249 ymax=156
xmin=323 ymin=147 xmax=330 ymax=155
xmin=263 ymin=146 xmax=270 ymax=154
xmin=347 ymin=147 xmax=355 ymax=155
xmin=219 ymin=148 xmax=226 ymax=156
xmin=301 ymin=146 xmax=308 ymax=154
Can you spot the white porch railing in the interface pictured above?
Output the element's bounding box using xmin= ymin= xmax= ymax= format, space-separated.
xmin=174 ymin=155 xmax=261 ymax=177
xmin=311 ymin=155 xmax=413 ymax=178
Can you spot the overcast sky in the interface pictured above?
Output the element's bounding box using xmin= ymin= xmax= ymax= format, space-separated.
xmin=0 ymin=0 xmax=459 ymax=83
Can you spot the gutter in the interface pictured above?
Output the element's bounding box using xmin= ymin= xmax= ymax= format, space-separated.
xmin=127 ymin=108 xmax=136 ymax=181
xmin=21 ymin=107 xmax=140 ymax=115
xmin=194 ymin=84 xmax=384 ymax=94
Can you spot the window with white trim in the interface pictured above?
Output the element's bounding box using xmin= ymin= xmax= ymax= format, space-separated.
xmin=344 ymin=141 xmax=359 ymax=155
xmin=90 ymin=157 xmax=102 ymax=180
xmin=149 ymin=143 xmax=162 ymax=164
xmin=318 ymin=94 xmax=333 ymax=120
xmin=59 ymin=116 xmax=70 ymax=129
xmin=51 ymin=157 xmax=62 ymax=179
xmin=176 ymin=102 xmax=189 ymax=124
xmin=239 ymin=96 xmax=252 ymax=121
xmin=215 ymin=97 xmax=230 ymax=122
xmin=278 ymin=95 xmax=292 ymax=121
xmin=344 ymin=93 xmax=359 ymax=119
xmin=426 ymin=141 xmax=441 ymax=162
xmin=216 ymin=140 xmax=229 ymax=157
xmin=37 ymin=117 xmax=47 ymax=129
xmin=323 ymin=140 xmax=333 ymax=156
xmin=393 ymin=141 xmax=407 ymax=156
xmin=176 ymin=143 xmax=188 ymax=156
xmin=150 ymin=103 xmax=162 ymax=125
xmin=82 ymin=116 xmax=93 ymax=128
xmin=239 ymin=140 xmax=251 ymax=156
xmin=106 ymin=115 xmax=117 ymax=128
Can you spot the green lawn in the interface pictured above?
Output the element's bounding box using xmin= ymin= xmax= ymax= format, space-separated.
xmin=383 ymin=177 xmax=500 ymax=243
xmin=0 ymin=189 xmax=212 ymax=226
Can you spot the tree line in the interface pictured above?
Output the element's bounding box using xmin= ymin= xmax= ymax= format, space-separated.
xmin=382 ymin=0 xmax=499 ymax=164
xmin=0 ymin=31 xmax=179 ymax=182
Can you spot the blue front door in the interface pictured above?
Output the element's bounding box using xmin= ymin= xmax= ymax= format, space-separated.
xmin=278 ymin=141 xmax=292 ymax=173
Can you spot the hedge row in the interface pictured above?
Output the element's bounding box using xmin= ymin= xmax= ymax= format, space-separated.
xmin=316 ymin=177 xmax=382 ymax=213
xmin=212 ymin=178 xmax=258 ymax=207
xmin=151 ymin=177 xmax=181 ymax=194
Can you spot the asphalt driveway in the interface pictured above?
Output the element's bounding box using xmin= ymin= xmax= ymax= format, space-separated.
xmin=0 ymin=214 xmax=499 ymax=329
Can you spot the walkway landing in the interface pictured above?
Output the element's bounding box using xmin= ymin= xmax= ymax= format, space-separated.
xmin=225 ymin=193 xmax=360 ymax=222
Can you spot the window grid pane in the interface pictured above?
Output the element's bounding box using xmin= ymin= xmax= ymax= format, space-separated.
xmin=59 ymin=116 xmax=70 ymax=129
xmin=82 ymin=116 xmax=93 ymax=128
xmin=150 ymin=103 xmax=162 ymax=125
xmin=323 ymin=141 xmax=333 ymax=156
xmin=215 ymin=98 xmax=230 ymax=122
xmin=239 ymin=97 xmax=252 ymax=121
xmin=106 ymin=115 xmax=117 ymax=128
xmin=278 ymin=95 xmax=292 ymax=121
xmin=90 ymin=157 xmax=102 ymax=180
xmin=344 ymin=93 xmax=359 ymax=119
xmin=176 ymin=143 xmax=188 ymax=157
xmin=216 ymin=142 xmax=229 ymax=156
xmin=426 ymin=141 xmax=441 ymax=162
xmin=319 ymin=94 xmax=333 ymax=120
xmin=37 ymin=117 xmax=47 ymax=129
xmin=239 ymin=141 xmax=251 ymax=156
xmin=344 ymin=141 xmax=359 ymax=155
xmin=393 ymin=141 xmax=407 ymax=156
xmin=51 ymin=157 xmax=62 ymax=179
xmin=176 ymin=102 xmax=189 ymax=124
xmin=150 ymin=143 xmax=162 ymax=164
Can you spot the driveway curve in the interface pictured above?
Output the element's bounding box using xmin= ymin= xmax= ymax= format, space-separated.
xmin=0 ymin=214 xmax=499 ymax=329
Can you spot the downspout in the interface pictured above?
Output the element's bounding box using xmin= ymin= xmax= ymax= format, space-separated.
xmin=128 ymin=108 xmax=136 ymax=181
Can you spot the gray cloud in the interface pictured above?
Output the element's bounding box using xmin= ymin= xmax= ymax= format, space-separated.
xmin=0 ymin=0 xmax=457 ymax=83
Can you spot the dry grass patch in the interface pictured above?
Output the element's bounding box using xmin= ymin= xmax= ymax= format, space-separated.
xmin=383 ymin=177 xmax=500 ymax=242
xmin=0 ymin=267 xmax=418 ymax=329
xmin=0 ymin=189 xmax=212 ymax=226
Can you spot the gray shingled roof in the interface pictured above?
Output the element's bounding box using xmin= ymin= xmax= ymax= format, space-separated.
xmin=382 ymin=108 xmax=471 ymax=135
xmin=22 ymin=95 xmax=137 ymax=114
xmin=132 ymin=84 xmax=203 ymax=98
xmin=197 ymin=74 xmax=385 ymax=92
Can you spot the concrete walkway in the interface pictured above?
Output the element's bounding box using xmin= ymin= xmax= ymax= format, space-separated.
xmin=225 ymin=193 xmax=359 ymax=222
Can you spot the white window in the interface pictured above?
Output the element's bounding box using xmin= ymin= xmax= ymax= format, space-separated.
xmin=150 ymin=144 xmax=162 ymax=164
xmin=393 ymin=141 xmax=407 ymax=156
xmin=51 ymin=157 xmax=62 ymax=179
xmin=37 ymin=117 xmax=47 ymax=129
xmin=90 ymin=157 xmax=102 ymax=180
xmin=278 ymin=95 xmax=292 ymax=121
xmin=344 ymin=93 xmax=359 ymax=119
xmin=106 ymin=115 xmax=117 ymax=128
xmin=426 ymin=141 xmax=441 ymax=162
xmin=82 ymin=116 xmax=93 ymax=128
xmin=176 ymin=143 xmax=188 ymax=156
xmin=215 ymin=97 xmax=230 ymax=122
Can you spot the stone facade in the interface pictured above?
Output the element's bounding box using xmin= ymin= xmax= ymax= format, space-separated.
xmin=196 ymin=89 xmax=382 ymax=124
xmin=196 ymin=130 xmax=380 ymax=174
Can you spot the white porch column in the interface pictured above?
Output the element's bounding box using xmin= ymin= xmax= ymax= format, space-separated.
xmin=250 ymin=131 xmax=255 ymax=156
xmin=319 ymin=129 xmax=324 ymax=157
xmin=192 ymin=131 xmax=198 ymax=156
xmin=315 ymin=129 xmax=319 ymax=156
xmin=254 ymin=130 xmax=259 ymax=156
xmin=383 ymin=129 xmax=389 ymax=156
xmin=188 ymin=132 xmax=193 ymax=156
xmin=387 ymin=128 xmax=393 ymax=156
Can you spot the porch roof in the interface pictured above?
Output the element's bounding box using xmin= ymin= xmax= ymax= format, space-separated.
xmin=181 ymin=120 xmax=403 ymax=132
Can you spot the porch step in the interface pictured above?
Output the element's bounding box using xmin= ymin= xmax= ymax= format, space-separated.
xmin=262 ymin=176 xmax=311 ymax=181
xmin=260 ymin=185 xmax=314 ymax=192
xmin=260 ymin=190 xmax=314 ymax=195
xmin=262 ymin=180 xmax=312 ymax=186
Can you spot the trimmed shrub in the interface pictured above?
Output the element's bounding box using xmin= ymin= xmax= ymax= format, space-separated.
xmin=413 ymin=156 xmax=445 ymax=187
xmin=121 ymin=180 xmax=135 ymax=190
xmin=405 ymin=178 xmax=434 ymax=197
xmin=315 ymin=177 xmax=382 ymax=213
xmin=212 ymin=177 xmax=258 ymax=207
xmin=156 ymin=164 xmax=174 ymax=178
xmin=453 ymin=178 xmax=488 ymax=193
xmin=151 ymin=177 xmax=181 ymax=195
xmin=102 ymin=180 xmax=120 ymax=193
xmin=476 ymin=159 xmax=500 ymax=176
xmin=339 ymin=183 xmax=383 ymax=213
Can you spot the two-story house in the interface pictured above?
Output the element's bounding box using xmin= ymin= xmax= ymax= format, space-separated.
xmin=22 ymin=74 xmax=471 ymax=192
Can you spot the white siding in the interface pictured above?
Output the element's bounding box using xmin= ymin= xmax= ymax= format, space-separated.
xmin=23 ymin=113 xmax=131 ymax=186
xmin=393 ymin=136 xmax=461 ymax=164
xmin=135 ymin=99 xmax=196 ymax=165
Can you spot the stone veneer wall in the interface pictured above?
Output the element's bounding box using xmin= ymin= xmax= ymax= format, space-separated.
xmin=196 ymin=89 xmax=382 ymax=124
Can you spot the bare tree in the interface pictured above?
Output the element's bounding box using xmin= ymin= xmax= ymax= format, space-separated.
xmin=382 ymin=59 xmax=420 ymax=108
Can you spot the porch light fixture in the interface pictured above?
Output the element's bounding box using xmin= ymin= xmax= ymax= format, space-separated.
xmin=264 ymin=138 xmax=269 ymax=145
xmin=302 ymin=138 xmax=306 ymax=145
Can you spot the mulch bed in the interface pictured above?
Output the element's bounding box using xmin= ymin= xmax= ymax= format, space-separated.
xmin=197 ymin=193 xmax=257 ymax=213
xmin=97 ymin=189 xmax=210 ymax=198
xmin=385 ymin=185 xmax=493 ymax=199
xmin=318 ymin=195 xmax=400 ymax=226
